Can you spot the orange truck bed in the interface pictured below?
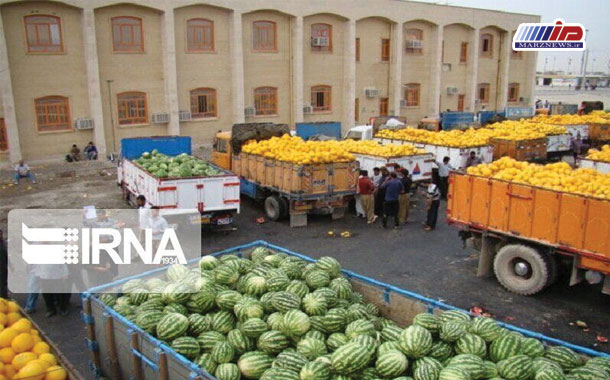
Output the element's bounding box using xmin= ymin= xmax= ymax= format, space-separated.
xmin=447 ymin=171 xmax=610 ymax=275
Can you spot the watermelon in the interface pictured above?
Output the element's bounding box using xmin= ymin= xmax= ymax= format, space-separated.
xmin=228 ymin=329 xmax=254 ymax=355
xmin=209 ymin=341 xmax=234 ymax=364
xmin=264 ymin=254 xmax=284 ymax=267
xmin=195 ymin=353 xmax=217 ymax=374
xmin=135 ymin=310 xmax=164 ymax=335
xmin=568 ymin=366 xmax=609 ymax=380
xmin=157 ymin=313 xmax=189 ymax=341
xmin=482 ymin=361 xmax=499 ymax=378
xmin=216 ymin=290 xmax=243 ymax=311
xmin=245 ymin=276 xmax=267 ymax=296
xmin=300 ymin=361 xmax=331 ymax=380
xmin=360 ymin=367 xmax=380 ymax=380
xmin=331 ymin=342 xmax=374 ymax=375
xmin=455 ymin=333 xmax=487 ymax=358
xmin=171 ymin=336 xmax=201 ymax=359
xmin=128 ymin=288 xmax=149 ymax=305
xmin=378 ymin=341 xmax=402 ymax=357
xmin=315 ymin=257 xmax=341 ymax=277
xmin=521 ymin=338 xmax=545 ymax=358
xmin=167 ymin=264 xmax=190 ymax=282
xmin=413 ymin=357 xmax=443 ymax=373
xmin=398 ymin=325 xmax=433 ymax=359
xmin=586 ymin=357 xmax=610 ymax=373
xmin=345 ymin=319 xmax=376 ymax=340
xmin=260 ymin=368 xmax=299 ymax=380
xmin=235 ymin=301 xmax=265 ymax=322
xmin=327 ymin=333 xmax=349 ymax=352
xmin=440 ymin=320 xmax=468 ymax=343
xmin=197 ymin=331 xmax=226 ymax=352
xmin=302 ymin=293 xmax=329 ymax=316
xmin=188 ymin=314 xmax=211 ymax=335
xmin=162 ymin=283 xmax=192 ymax=305
xmin=438 ymin=367 xmax=470 ymax=380
xmin=365 ymin=303 xmax=379 ymax=317
xmin=376 ymin=350 xmax=409 ymax=378
xmin=428 ymin=340 xmax=454 ymax=362
xmin=266 ymin=312 xmax=284 ymax=331
xmin=281 ymin=310 xmax=311 ymax=337
xmin=533 ymin=357 xmax=564 ymax=374
xmin=381 ymin=325 xmax=403 ymax=342
xmin=122 ymin=279 xmax=145 ymax=293
xmin=535 ymin=366 xmax=566 ymax=380
xmin=241 ymin=318 xmax=269 ymax=338
xmin=297 ymin=337 xmax=328 ymax=360
xmin=214 ymin=264 xmax=240 ymax=286
xmin=306 ymin=270 xmax=331 ymax=289
xmin=544 ymin=346 xmax=581 ymax=371
xmin=215 ymin=363 xmax=241 ymax=380
xmin=272 ymin=351 xmax=308 ymax=372
xmin=322 ymin=308 xmax=348 ymax=333
xmin=271 ymin=291 xmax=301 ymax=312
xmin=446 ymin=354 xmax=486 ymax=379
xmin=187 ymin=291 xmax=217 ymax=314
xmin=137 ymin=298 xmax=164 ymax=313
xmin=469 ymin=317 xmax=502 ymax=342
xmin=490 ymin=332 xmax=523 ymax=362
xmin=329 ymin=277 xmax=353 ymax=300
xmin=497 ymin=354 xmax=534 ymax=380
xmin=251 ymin=247 xmax=270 ymax=262
xmin=413 ymin=361 xmax=440 ymax=380
xmin=211 ymin=311 xmax=237 ymax=333
xmin=199 ymin=255 xmax=219 ymax=270
xmin=266 ymin=275 xmax=290 ymax=292
xmin=237 ymin=351 xmax=274 ymax=379
xmin=257 ymin=330 xmax=290 ymax=354
xmin=439 ymin=310 xmax=471 ymax=323
xmin=347 ymin=304 xmax=370 ymax=323
xmin=280 ymin=262 xmax=304 ymax=280
xmin=305 ymin=329 xmax=326 ymax=341
xmin=163 ymin=303 xmax=188 ymax=315
xmin=313 ymin=288 xmax=338 ymax=308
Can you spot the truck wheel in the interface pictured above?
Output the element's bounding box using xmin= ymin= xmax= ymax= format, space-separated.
xmin=545 ymin=252 xmax=560 ymax=286
xmin=264 ymin=195 xmax=283 ymax=221
xmin=493 ymin=244 xmax=550 ymax=296
xmin=279 ymin=197 xmax=290 ymax=219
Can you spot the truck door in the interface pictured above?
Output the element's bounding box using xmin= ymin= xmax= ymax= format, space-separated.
xmin=212 ymin=136 xmax=231 ymax=170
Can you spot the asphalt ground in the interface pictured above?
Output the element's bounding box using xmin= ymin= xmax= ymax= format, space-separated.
xmin=1 ymin=161 xmax=608 ymax=379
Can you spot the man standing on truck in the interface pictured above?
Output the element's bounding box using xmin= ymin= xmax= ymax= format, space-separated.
xmin=436 ymin=156 xmax=453 ymax=200
xmin=358 ymin=170 xmax=377 ymax=224
xmin=465 ymin=151 xmax=482 ymax=167
xmin=423 ymin=184 xmax=441 ymax=231
xmin=380 ymin=172 xmax=403 ymax=229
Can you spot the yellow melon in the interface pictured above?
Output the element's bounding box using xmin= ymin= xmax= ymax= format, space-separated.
xmin=44 ymin=366 xmax=66 ymax=380
xmin=37 ymin=354 xmax=56 ymax=367
xmin=5 ymin=303 xmax=18 ymax=314
xmin=29 ymin=359 xmax=50 ymax=371
xmin=3 ymin=364 xmax=16 ymax=380
xmin=0 ymin=329 xmax=18 ymax=349
xmin=6 ymin=314 xmax=20 ymax=327
xmin=9 ymin=320 xmax=30 ymax=334
xmin=0 ymin=314 xmax=7 ymax=327
xmin=32 ymin=343 xmax=50 ymax=356
xmin=0 ymin=348 xmax=15 ymax=365
xmin=0 ymin=300 xmax=8 ymax=314
xmin=14 ymin=361 xmax=44 ymax=380
xmin=11 ymin=334 xmax=34 ymax=354
xmin=11 ymin=352 xmax=37 ymax=370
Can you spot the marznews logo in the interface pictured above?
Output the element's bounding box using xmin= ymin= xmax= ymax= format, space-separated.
xmin=21 ymin=223 xmax=187 ymax=265
xmin=513 ymin=19 xmax=586 ymax=51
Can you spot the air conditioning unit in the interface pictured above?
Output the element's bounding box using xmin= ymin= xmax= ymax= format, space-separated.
xmin=311 ymin=37 xmax=329 ymax=47
xmin=400 ymin=99 xmax=407 ymax=108
xmin=365 ymin=88 xmax=379 ymax=98
xmin=179 ymin=110 xmax=192 ymax=122
xmin=447 ymin=86 xmax=459 ymax=95
xmin=303 ymin=105 xmax=313 ymax=114
xmin=74 ymin=118 xmax=94 ymax=130
xmin=406 ymin=40 xmax=423 ymax=49
xmin=151 ymin=112 xmax=170 ymax=124
xmin=244 ymin=107 xmax=256 ymax=117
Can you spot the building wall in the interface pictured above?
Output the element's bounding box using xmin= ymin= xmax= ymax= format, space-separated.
xmin=355 ymin=17 xmax=391 ymax=124
xmin=0 ymin=0 xmax=539 ymax=163
xmin=2 ymin=1 xmax=91 ymax=160
xmin=440 ymin=23 xmax=471 ymax=112
xmin=174 ymin=5 xmax=232 ymax=144
xmin=303 ymin=14 xmax=345 ymax=123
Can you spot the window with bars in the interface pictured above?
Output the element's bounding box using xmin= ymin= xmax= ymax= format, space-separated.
xmin=404 ymin=83 xmax=420 ymax=107
xmin=35 ymin=96 xmax=71 ymax=132
xmin=311 ymin=23 xmax=332 ymax=52
xmin=117 ymin=92 xmax=148 ymax=125
xmin=253 ymin=21 xmax=277 ymax=52
xmin=311 ymin=85 xmax=331 ymax=112
xmin=379 ymin=97 xmax=389 ymax=116
xmin=508 ymin=83 xmax=520 ymax=102
xmin=112 ymin=16 xmax=143 ymax=52
xmin=190 ymin=88 xmax=217 ymax=118
xmin=460 ymin=41 xmax=468 ymax=63
xmin=187 ymin=18 xmax=214 ymax=52
xmin=24 ymin=15 xmax=63 ymax=53
xmin=0 ymin=119 xmax=7 ymax=152
xmin=254 ymin=87 xmax=278 ymax=115
xmin=381 ymin=38 xmax=390 ymax=61
xmin=480 ymin=33 xmax=493 ymax=58
xmin=405 ymin=28 xmax=423 ymax=55
xmin=477 ymin=83 xmax=490 ymax=104
xmin=355 ymin=38 xmax=360 ymax=62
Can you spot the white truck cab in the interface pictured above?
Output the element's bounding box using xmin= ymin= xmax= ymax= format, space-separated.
xmin=344 ymin=125 xmax=373 ymax=140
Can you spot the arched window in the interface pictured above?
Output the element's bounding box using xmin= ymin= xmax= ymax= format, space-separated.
xmin=112 ymin=16 xmax=143 ymax=52
xmin=187 ymin=18 xmax=214 ymax=52
xmin=24 ymin=15 xmax=63 ymax=53
xmin=508 ymin=83 xmax=520 ymax=103
xmin=117 ymin=92 xmax=148 ymax=125
xmin=254 ymin=87 xmax=278 ymax=115
xmin=190 ymin=88 xmax=217 ymax=118
xmin=311 ymin=23 xmax=332 ymax=52
xmin=477 ymin=83 xmax=490 ymax=104
xmin=404 ymin=83 xmax=420 ymax=107
xmin=253 ymin=21 xmax=277 ymax=52
xmin=311 ymin=85 xmax=332 ymax=112
xmin=34 ymin=96 xmax=71 ymax=132
xmin=405 ymin=28 xmax=423 ymax=54
xmin=480 ymin=33 xmax=493 ymax=57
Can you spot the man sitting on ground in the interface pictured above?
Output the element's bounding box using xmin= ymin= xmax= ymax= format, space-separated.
xmin=14 ymin=160 xmax=36 ymax=185
xmin=83 ymin=142 xmax=98 ymax=160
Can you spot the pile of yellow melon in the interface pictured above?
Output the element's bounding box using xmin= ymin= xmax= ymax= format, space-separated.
xmin=0 ymin=298 xmax=67 ymax=380
xmin=586 ymin=144 xmax=610 ymax=162
xmin=488 ymin=120 xmax=567 ymax=138
xmin=467 ymin=157 xmax=610 ymax=199
xmin=376 ymin=128 xmax=492 ymax=148
xmin=532 ymin=112 xmax=610 ymax=125
xmin=242 ymin=135 xmax=355 ymax=164
xmin=338 ymin=140 xmax=427 ymax=158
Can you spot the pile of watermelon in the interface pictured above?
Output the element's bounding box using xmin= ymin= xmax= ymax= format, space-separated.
xmin=134 ymin=150 xmax=223 ymax=178
xmin=99 ymin=248 xmax=610 ymax=380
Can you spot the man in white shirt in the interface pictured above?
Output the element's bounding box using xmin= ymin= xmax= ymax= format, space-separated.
xmin=371 ymin=167 xmax=383 ymax=187
xmin=136 ymin=195 xmax=151 ymax=241
xmin=14 ymin=160 xmax=36 ymax=185
xmin=436 ymin=156 xmax=454 ymax=200
xmin=150 ymin=207 xmax=168 ymax=251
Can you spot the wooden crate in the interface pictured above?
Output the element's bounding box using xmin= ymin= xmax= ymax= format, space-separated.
xmin=491 ymin=137 xmax=547 ymax=161
xmin=589 ymin=123 xmax=610 ymax=141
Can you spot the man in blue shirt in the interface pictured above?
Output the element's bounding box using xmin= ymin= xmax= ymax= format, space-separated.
xmin=380 ymin=172 xmax=403 ymax=229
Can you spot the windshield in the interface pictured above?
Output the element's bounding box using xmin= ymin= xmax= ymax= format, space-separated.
xmin=345 ymin=131 xmax=362 ymax=140
xmin=215 ymin=138 xmax=228 ymax=153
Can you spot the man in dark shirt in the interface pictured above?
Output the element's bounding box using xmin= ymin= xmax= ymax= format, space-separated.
xmin=398 ymin=168 xmax=412 ymax=225
xmin=380 ymin=172 xmax=403 ymax=229
xmin=375 ymin=167 xmax=389 ymax=216
xmin=466 ymin=151 xmax=482 ymax=167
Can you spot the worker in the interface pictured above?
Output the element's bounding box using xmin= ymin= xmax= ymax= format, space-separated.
xmin=83 ymin=141 xmax=98 ymax=160
xmin=465 ymin=151 xmax=482 ymax=167
xmin=380 ymin=172 xmax=403 ymax=229
xmin=374 ymin=167 xmax=389 ymax=216
xmin=355 ymin=170 xmax=365 ymax=219
xmin=423 ymin=183 xmax=441 ymax=231
xmin=137 ymin=195 xmax=151 ymax=242
xmin=371 ymin=167 xmax=382 ymax=187
xmin=68 ymin=144 xmax=81 ymax=162
xmin=13 ymin=160 xmax=36 ymax=185
xmin=357 ymin=170 xmax=377 ymax=224
xmin=436 ymin=156 xmax=453 ymax=200
xmin=398 ymin=168 xmax=412 ymax=225
xmin=570 ymin=132 xmax=583 ymax=161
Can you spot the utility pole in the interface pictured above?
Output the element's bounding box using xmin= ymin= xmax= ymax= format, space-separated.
xmin=580 ymin=29 xmax=589 ymax=90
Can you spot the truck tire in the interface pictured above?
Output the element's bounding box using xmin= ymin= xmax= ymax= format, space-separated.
xmin=279 ymin=197 xmax=290 ymax=219
xmin=493 ymin=244 xmax=550 ymax=296
xmin=264 ymin=195 xmax=284 ymax=221
xmin=545 ymin=252 xmax=560 ymax=286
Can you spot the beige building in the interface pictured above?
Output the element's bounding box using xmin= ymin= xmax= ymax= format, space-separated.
xmin=0 ymin=0 xmax=538 ymax=163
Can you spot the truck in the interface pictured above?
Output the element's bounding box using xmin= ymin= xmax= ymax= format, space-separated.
xmin=212 ymin=124 xmax=357 ymax=227
xmin=351 ymin=151 xmax=435 ymax=182
xmin=579 ymin=158 xmax=610 ymax=174
xmin=295 ymin=121 xmax=342 ymax=140
xmin=117 ymin=136 xmax=240 ymax=229
xmin=83 ymin=240 xmax=609 ymax=380
xmin=447 ymin=171 xmax=610 ymax=296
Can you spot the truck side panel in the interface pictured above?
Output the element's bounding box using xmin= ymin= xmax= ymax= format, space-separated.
xmin=507 ymin=184 xmax=534 ymax=236
xmin=584 ymin=200 xmax=610 ymax=255
xmin=488 ymin=181 xmax=510 ymax=231
xmin=531 ymin=189 xmax=560 ymax=242
xmin=470 ymin=176 xmax=491 ymax=226
xmin=557 ymin=194 xmax=586 ymax=249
